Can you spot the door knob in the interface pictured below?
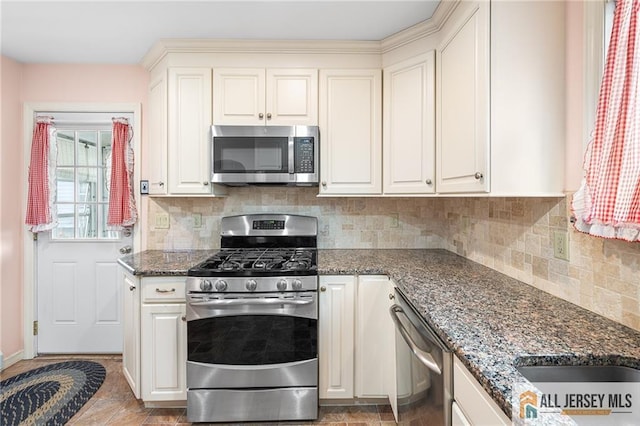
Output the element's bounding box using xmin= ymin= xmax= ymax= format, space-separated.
xmin=119 ymin=245 xmax=133 ymax=254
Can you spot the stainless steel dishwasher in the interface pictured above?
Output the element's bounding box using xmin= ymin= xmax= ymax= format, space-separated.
xmin=390 ymin=288 xmax=453 ymax=425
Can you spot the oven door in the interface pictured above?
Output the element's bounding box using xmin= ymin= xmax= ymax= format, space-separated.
xmin=186 ymin=291 xmax=318 ymax=389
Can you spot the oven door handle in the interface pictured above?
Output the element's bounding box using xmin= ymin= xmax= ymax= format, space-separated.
xmin=188 ymin=298 xmax=314 ymax=307
xmin=389 ymin=305 xmax=441 ymax=375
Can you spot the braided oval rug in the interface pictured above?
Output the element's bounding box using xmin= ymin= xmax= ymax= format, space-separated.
xmin=0 ymin=361 xmax=105 ymax=426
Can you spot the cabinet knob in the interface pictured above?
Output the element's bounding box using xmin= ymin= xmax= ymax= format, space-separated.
xmin=203 ymin=181 xmax=209 ymax=186
xmin=388 ymin=293 xmax=395 ymax=300
xmin=320 ymin=286 xmax=326 ymax=292
xmin=258 ymin=113 xmax=264 ymax=119
xmin=426 ymin=179 xmax=432 ymax=185
xmin=158 ymin=182 xmax=164 ymax=187
xmin=129 ymin=285 xmax=136 ymax=291
xmin=266 ymin=113 xmax=272 ymax=120
xmin=474 ymin=172 xmax=484 ymax=180
xmin=321 ymin=181 xmax=327 ymax=188
xmin=181 ymin=316 xmax=186 ymax=322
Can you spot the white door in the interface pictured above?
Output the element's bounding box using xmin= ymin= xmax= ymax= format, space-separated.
xmin=36 ymin=122 xmax=133 ymax=353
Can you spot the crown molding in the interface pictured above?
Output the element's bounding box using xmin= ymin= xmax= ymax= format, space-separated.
xmin=141 ymin=39 xmax=382 ymax=70
xmin=381 ymin=0 xmax=459 ymax=53
xmin=140 ymin=0 xmax=459 ymax=70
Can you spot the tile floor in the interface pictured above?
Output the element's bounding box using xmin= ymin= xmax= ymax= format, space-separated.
xmin=1 ymin=356 xmax=395 ymax=425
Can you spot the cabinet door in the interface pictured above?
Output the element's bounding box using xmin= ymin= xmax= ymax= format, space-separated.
xmin=436 ymin=1 xmax=490 ymax=193
xmin=386 ymin=280 xmax=398 ymax=421
xmin=355 ymin=275 xmax=391 ymax=398
xmin=122 ymin=269 xmax=140 ymax=399
xmin=383 ymin=52 xmax=436 ymax=194
xmin=168 ymin=67 xmax=213 ymax=194
xmin=319 ymin=69 xmax=382 ymax=195
xmin=213 ymin=68 xmax=265 ymax=125
xmin=148 ymin=72 xmax=168 ymax=195
xmin=266 ymin=69 xmax=318 ymax=125
xmin=319 ymin=275 xmax=355 ymax=399
xmin=141 ymin=303 xmax=187 ymax=402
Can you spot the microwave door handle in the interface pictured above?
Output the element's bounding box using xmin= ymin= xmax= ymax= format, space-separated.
xmin=288 ymin=137 xmax=295 ymax=174
xmin=389 ymin=305 xmax=442 ymax=375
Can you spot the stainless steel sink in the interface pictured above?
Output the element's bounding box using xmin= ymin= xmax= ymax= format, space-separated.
xmin=516 ymin=365 xmax=640 ymax=382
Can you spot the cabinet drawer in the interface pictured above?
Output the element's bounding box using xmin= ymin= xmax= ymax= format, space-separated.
xmin=141 ymin=277 xmax=186 ymax=303
xmin=453 ymin=357 xmax=510 ymax=425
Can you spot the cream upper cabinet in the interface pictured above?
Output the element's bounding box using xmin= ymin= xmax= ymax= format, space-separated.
xmin=147 ymin=73 xmax=168 ymax=195
xmin=436 ymin=2 xmax=490 ymax=194
xmin=436 ymin=0 xmax=565 ymax=196
xmin=383 ymin=51 xmax=436 ymax=194
xmin=213 ymin=68 xmax=318 ymax=126
xmin=167 ymin=67 xmax=220 ymax=195
xmin=319 ymin=69 xmax=382 ymax=195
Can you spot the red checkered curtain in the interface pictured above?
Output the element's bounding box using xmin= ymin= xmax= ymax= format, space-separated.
xmin=25 ymin=117 xmax=57 ymax=232
xmin=107 ymin=118 xmax=137 ymax=229
xmin=572 ymin=0 xmax=640 ymax=242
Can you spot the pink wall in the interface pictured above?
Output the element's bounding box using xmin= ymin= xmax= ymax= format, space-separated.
xmin=1 ymin=62 xmax=149 ymax=363
xmin=1 ymin=55 xmax=25 ymax=360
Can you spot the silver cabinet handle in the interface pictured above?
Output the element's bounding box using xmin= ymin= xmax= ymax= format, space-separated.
xmin=321 ymin=181 xmax=327 ymax=188
xmin=474 ymin=172 xmax=483 ymax=180
xmin=266 ymin=112 xmax=272 ymax=120
xmin=258 ymin=113 xmax=264 ymax=119
xmin=189 ymin=298 xmax=313 ymax=307
xmin=119 ymin=245 xmax=132 ymax=254
xmin=389 ymin=293 xmax=395 ymax=300
xmin=156 ymin=288 xmax=176 ymax=293
xmin=153 ymin=181 xmax=164 ymax=187
xmin=203 ymin=181 xmax=209 ymax=186
xmin=389 ymin=305 xmax=442 ymax=375
xmin=129 ymin=285 xmax=136 ymax=291
xmin=426 ymin=179 xmax=432 ymax=185
xmin=181 ymin=315 xmax=186 ymax=322
xmin=320 ymin=286 xmax=326 ymax=292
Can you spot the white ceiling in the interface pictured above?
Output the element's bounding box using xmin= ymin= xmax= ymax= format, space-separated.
xmin=0 ymin=1 xmax=440 ymax=64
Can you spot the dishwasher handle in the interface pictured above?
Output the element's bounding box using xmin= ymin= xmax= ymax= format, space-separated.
xmin=389 ymin=305 xmax=442 ymax=375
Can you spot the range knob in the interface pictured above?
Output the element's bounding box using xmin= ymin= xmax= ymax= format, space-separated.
xmin=276 ymin=279 xmax=288 ymax=291
xmin=292 ymin=279 xmax=303 ymax=290
xmin=214 ymin=280 xmax=228 ymax=291
xmin=246 ymin=279 xmax=257 ymax=291
xmin=200 ymin=279 xmax=213 ymax=291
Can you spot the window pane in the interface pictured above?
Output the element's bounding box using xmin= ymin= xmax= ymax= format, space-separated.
xmin=56 ymin=131 xmax=75 ymax=166
xmin=76 ymin=204 xmax=97 ymax=238
xmin=56 ymin=168 xmax=75 ymax=202
xmin=77 ymin=168 xmax=97 ymax=203
xmin=53 ymin=204 xmax=75 ymax=239
xmin=100 ymin=203 xmax=120 ymax=239
xmin=77 ymin=131 xmax=98 ymax=166
xmin=100 ymin=131 xmax=112 ymax=167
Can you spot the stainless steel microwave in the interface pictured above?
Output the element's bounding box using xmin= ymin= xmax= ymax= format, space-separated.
xmin=211 ymin=125 xmax=319 ymax=186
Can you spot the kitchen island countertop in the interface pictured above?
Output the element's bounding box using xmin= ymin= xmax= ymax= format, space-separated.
xmin=118 ymin=248 xmax=640 ymax=419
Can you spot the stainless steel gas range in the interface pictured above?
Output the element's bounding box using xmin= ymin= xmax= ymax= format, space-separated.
xmin=185 ymin=214 xmax=318 ymax=423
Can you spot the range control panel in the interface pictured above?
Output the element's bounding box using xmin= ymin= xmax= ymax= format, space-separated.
xmin=252 ymin=220 xmax=286 ymax=230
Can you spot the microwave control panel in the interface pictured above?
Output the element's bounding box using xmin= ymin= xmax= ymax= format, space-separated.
xmin=294 ymin=137 xmax=315 ymax=174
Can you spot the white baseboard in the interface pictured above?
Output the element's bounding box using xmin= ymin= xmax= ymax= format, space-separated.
xmin=1 ymin=349 xmax=25 ymax=371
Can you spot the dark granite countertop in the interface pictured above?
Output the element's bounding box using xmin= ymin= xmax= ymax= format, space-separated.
xmin=118 ymin=248 xmax=640 ymax=419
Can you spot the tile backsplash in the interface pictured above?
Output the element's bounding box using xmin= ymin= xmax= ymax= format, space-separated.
xmin=146 ymin=189 xmax=640 ymax=331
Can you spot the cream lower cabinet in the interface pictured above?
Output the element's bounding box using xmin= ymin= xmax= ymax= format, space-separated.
xmin=319 ymin=69 xmax=382 ymax=195
xmin=319 ymin=275 xmax=355 ymax=399
xmin=213 ymin=68 xmax=318 ymax=126
xmin=122 ymin=268 xmax=140 ymax=399
xmin=319 ymin=275 xmax=395 ymax=403
xmin=121 ymin=267 xmax=187 ymax=405
xmin=453 ymin=357 xmax=510 ymax=426
xmin=383 ymin=52 xmax=436 ymax=195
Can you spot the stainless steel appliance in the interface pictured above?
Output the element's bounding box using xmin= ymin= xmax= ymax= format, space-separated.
xmin=390 ymin=288 xmax=453 ymax=425
xmin=185 ymin=214 xmax=318 ymax=423
xmin=211 ymin=125 xmax=319 ymax=186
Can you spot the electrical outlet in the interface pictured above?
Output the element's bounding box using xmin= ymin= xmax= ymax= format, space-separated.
xmin=193 ymin=213 xmax=202 ymax=228
xmin=155 ymin=213 xmax=170 ymax=229
xmin=553 ymin=231 xmax=569 ymax=260
xmin=140 ymin=180 xmax=149 ymax=195
xmin=390 ymin=213 xmax=399 ymax=228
